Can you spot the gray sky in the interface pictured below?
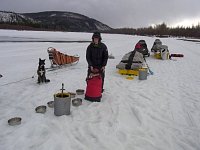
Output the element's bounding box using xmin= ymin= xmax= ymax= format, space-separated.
xmin=1 ymin=0 xmax=200 ymax=28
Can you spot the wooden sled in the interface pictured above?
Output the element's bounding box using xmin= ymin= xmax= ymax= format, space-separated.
xmin=47 ymin=47 xmax=79 ymax=68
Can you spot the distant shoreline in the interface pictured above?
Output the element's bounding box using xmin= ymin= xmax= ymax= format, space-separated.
xmin=177 ymin=39 xmax=200 ymax=43
xmin=0 ymin=40 xmax=91 ymax=43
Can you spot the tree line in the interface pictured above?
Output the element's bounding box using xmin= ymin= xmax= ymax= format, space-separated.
xmin=106 ymin=23 xmax=200 ymax=38
xmin=1 ymin=21 xmax=199 ymax=38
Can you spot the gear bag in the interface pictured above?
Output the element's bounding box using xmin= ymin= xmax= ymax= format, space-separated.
xmin=85 ymin=74 xmax=102 ymax=102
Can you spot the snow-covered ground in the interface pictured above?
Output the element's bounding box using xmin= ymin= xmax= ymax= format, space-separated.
xmin=0 ymin=29 xmax=200 ymax=150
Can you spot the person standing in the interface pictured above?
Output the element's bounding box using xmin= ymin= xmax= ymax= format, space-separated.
xmin=86 ymin=32 xmax=108 ymax=93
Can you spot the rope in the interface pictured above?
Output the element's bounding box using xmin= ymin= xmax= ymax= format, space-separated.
xmin=0 ymin=76 xmax=33 ymax=87
xmin=1 ymin=62 xmax=79 ymax=87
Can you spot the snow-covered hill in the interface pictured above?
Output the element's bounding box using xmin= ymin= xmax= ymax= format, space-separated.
xmin=0 ymin=11 xmax=36 ymax=24
xmin=0 ymin=11 xmax=112 ymax=31
xmin=0 ymin=29 xmax=200 ymax=150
xmin=23 ymin=11 xmax=112 ymax=31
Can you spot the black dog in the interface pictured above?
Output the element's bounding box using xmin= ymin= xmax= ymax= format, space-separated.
xmin=37 ymin=58 xmax=50 ymax=84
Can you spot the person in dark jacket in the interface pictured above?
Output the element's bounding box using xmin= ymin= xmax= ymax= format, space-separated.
xmin=86 ymin=32 xmax=108 ymax=93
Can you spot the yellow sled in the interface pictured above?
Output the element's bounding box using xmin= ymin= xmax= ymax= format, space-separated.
xmin=154 ymin=45 xmax=170 ymax=60
xmin=154 ymin=52 xmax=170 ymax=59
xmin=118 ymin=69 xmax=139 ymax=76
xmin=154 ymin=53 xmax=162 ymax=59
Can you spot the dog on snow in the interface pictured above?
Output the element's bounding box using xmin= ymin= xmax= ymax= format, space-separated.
xmin=37 ymin=58 xmax=50 ymax=84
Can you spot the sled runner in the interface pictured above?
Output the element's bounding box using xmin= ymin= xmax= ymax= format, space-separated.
xmin=47 ymin=47 xmax=79 ymax=68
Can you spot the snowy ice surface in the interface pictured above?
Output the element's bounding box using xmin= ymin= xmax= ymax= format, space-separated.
xmin=0 ymin=29 xmax=200 ymax=150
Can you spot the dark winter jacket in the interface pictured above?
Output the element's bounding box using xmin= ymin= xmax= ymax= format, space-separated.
xmin=86 ymin=42 xmax=108 ymax=68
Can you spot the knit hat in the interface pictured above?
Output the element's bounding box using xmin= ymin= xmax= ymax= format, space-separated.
xmin=92 ymin=32 xmax=102 ymax=41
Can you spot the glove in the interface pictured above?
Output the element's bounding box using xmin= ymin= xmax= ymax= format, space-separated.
xmin=90 ymin=66 xmax=99 ymax=73
xmin=101 ymin=66 xmax=105 ymax=72
xmin=90 ymin=66 xmax=94 ymax=72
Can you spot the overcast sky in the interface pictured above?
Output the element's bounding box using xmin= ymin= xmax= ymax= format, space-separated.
xmin=1 ymin=0 xmax=200 ymax=28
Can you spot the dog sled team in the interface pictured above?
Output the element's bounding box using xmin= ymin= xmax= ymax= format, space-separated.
xmin=36 ymin=32 xmax=183 ymax=102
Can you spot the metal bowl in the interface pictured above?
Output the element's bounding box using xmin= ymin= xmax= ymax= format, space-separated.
xmin=72 ymin=98 xmax=82 ymax=107
xmin=47 ymin=101 xmax=54 ymax=108
xmin=35 ymin=105 xmax=46 ymax=113
xmin=69 ymin=92 xmax=76 ymax=98
xmin=76 ymin=89 xmax=84 ymax=95
xmin=8 ymin=117 xmax=22 ymax=126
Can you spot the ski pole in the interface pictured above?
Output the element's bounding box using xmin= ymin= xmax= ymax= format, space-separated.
xmin=144 ymin=57 xmax=154 ymax=75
